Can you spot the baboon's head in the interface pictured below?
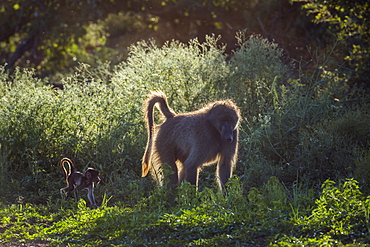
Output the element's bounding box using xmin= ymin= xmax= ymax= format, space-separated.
xmin=85 ymin=168 xmax=101 ymax=184
xmin=208 ymin=100 xmax=240 ymax=143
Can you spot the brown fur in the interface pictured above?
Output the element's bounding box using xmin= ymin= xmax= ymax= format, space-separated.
xmin=60 ymin=158 xmax=100 ymax=207
xmin=142 ymin=91 xmax=240 ymax=190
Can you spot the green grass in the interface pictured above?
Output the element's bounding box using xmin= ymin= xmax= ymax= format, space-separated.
xmin=0 ymin=178 xmax=369 ymax=246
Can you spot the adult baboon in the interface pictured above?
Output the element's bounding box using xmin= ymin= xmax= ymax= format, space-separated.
xmin=142 ymin=91 xmax=240 ymax=190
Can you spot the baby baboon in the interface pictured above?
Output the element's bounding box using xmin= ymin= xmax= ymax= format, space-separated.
xmin=60 ymin=158 xmax=100 ymax=208
xmin=142 ymin=91 xmax=241 ymax=190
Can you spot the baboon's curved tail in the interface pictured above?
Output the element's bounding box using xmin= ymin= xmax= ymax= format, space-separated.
xmin=142 ymin=91 xmax=175 ymax=177
xmin=60 ymin=158 xmax=74 ymax=181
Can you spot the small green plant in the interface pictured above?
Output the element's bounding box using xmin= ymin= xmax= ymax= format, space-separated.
xmin=276 ymin=179 xmax=370 ymax=245
xmin=306 ymin=179 xmax=369 ymax=241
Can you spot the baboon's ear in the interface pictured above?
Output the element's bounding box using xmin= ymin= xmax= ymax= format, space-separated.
xmin=142 ymin=163 xmax=149 ymax=177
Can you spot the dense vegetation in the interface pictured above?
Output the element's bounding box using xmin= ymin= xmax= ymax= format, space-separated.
xmin=0 ymin=32 xmax=369 ymax=246
xmin=0 ymin=178 xmax=369 ymax=246
xmin=1 ymin=0 xmax=369 ymax=246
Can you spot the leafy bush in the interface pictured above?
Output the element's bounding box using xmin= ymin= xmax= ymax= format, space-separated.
xmin=111 ymin=34 xmax=230 ymax=112
xmin=228 ymin=32 xmax=293 ymax=117
xmin=236 ymin=39 xmax=370 ymax=188
xmin=0 ymin=64 xmax=145 ymax=203
xmin=275 ymin=179 xmax=370 ymax=245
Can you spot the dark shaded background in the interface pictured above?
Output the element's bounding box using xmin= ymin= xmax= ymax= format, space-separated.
xmin=1 ymin=0 xmax=368 ymax=89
